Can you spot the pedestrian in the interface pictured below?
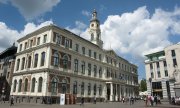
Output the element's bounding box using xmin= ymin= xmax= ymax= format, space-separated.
xmin=154 ymin=95 xmax=158 ymax=105
xmin=145 ymin=95 xmax=148 ymax=107
xmin=129 ymin=96 xmax=132 ymax=105
xmin=122 ymin=97 xmax=125 ymax=103
xmin=3 ymin=95 xmax=5 ymax=103
xmin=80 ymin=97 xmax=84 ymax=106
xmin=94 ymin=96 xmax=96 ymax=104
xmin=150 ymin=95 xmax=154 ymax=106
xmin=10 ymin=95 xmax=14 ymax=106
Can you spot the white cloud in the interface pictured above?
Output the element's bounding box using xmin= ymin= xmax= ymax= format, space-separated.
xmin=0 ymin=20 xmax=53 ymax=52
xmin=82 ymin=10 xmax=91 ymax=17
xmin=68 ymin=6 xmax=180 ymax=61
xmin=66 ymin=21 xmax=87 ymax=36
xmin=10 ymin=0 xmax=60 ymax=21
xmin=101 ymin=6 xmax=180 ymax=59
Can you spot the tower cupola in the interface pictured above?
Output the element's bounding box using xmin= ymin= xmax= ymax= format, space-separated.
xmin=88 ymin=9 xmax=103 ymax=48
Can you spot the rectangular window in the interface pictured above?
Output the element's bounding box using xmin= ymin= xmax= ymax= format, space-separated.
xmin=89 ymin=50 xmax=91 ymax=57
xmin=99 ymin=54 xmax=101 ymax=61
xmin=53 ymin=32 xmax=58 ymax=42
xmin=151 ymin=72 xmax=154 ymax=78
xmin=171 ymin=50 xmax=176 ymax=57
xmin=156 ymin=62 xmax=159 ymax=68
xmin=19 ymin=44 xmax=22 ymax=51
xmin=25 ymin=42 xmax=27 ymax=49
xmin=106 ymin=57 xmax=108 ymax=63
xmin=152 ymin=82 xmax=162 ymax=89
xmin=88 ymin=63 xmax=91 ymax=76
xmin=150 ymin=63 xmax=153 ymax=69
xmin=37 ymin=37 xmax=40 ymax=45
xmin=163 ymin=61 xmax=167 ymax=67
xmin=157 ymin=71 xmax=161 ymax=78
xmin=164 ymin=70 xmax=168 ymax=77
xmin=30 ymin=40 xmax=33 ymax=47
xmin=75 ymin=44 xmax=79 ymax=52
xmin=57 ymin=35 xmax=61 ymax=44
xmin=94 ymin=52 xmax=96 ymax=59
xmin=173 ymin=59 xmax=177 ymax=67
xmin=65 ymin=39 xmax=69 ymax=48
xmin=82 ymin=47 xmax=85 ymax=55
xmin=43 ymin=34 xmax=47 ymax=43
xmin=94 ymin=65 xmax=97 ymax=77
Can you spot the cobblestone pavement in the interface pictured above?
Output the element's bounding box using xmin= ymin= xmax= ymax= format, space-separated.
xmin=0 ymin=100 xmax=179 ymax=108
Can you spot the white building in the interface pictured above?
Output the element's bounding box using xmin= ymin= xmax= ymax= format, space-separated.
xmin=10 ymin=10 xmax=138 ymax=104
xmin=145 ymin=43 xmax=180 ymax=99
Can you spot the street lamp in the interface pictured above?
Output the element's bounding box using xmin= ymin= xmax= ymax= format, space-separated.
xmin=149 ymin=77 xmax=152 ymax=96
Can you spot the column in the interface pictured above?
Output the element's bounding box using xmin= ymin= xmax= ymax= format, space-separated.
xmin=115 ymin=84 xmax=118 ymax=101
xmin=124 ymin=86 xmax=126 ymax=97
xmin=162 ymin=81 xmax=168 ymax=99
xmin=119 ymin=85 xmax=121 ymax=99
xmin=170 ymin=82 xmax=175 ymax=97
xmin=110 ymin=83 xmax=114 ymax=101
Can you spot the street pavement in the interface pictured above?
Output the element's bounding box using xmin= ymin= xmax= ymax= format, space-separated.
xmin=0 ymin=100 xmax=180 ymax=108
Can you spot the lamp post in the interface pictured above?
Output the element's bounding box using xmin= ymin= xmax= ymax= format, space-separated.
xmin=149 ymin=77 xmax=152 ymax=96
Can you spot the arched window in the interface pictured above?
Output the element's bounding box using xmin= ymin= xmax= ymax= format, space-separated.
xmin=34 ymin=54 xmax=38 ymax=68
xmin=63 ymin=55 xmax=68 ymax=69
xmin=21 ymin=57 xmax=25 ymax=70
xmin=94 ymin=84 xmax=96 ymax=95
xmin=31 ymin=78 xmax=36 ymax=92
xmin=38 ymin=77 xmax=43 ymax=92
xmin=88 ymin=83 xmax=91 ymax=95
xmin=27 ymin=56 xmax=31 ymax=68
xmin=61 ymin=79 xmax=67 ymax=93
xmin=24 ymin=78 xmax=28 ymax=92
xmin=18 ymin=79 xmax=22 ymax=92
xmin=16 ymin=59 xmax=20 ymax=71
xmin=81 ymin=61 xmax=85 ymax=74
xmin=81 ymin=82 xmax=84 ymax=95
xmin=73 ymin=81 xmax=77 ymax=94
xmin=13 ymin=80 xmax=17 ymax=92
xmin=41 ymin=52 xmax=45 ymax=66
xmin=53 ymin=52 xmax=59 ymax=66
xmin=82 ymin=47 xmax=85 ymax=55
xmin=74 ymin=59 xmax=78 ymax=72
xmin=51 ymin=77 xmax=58 ymax=95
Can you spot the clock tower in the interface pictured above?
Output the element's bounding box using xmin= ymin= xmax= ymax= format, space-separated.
xmin=89 ymin=9 xmax=103 ymax=48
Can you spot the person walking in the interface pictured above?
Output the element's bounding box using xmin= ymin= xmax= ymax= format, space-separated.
xmin=10 ymin=95 xmax=14 ymax=106
xmin=154 ymin=95 xmax=158 ymax=105
xmin=94 ymin=96 xmax=96 ymax=104
xmin=80 ymin=97 xmax=84 ymax=106
xmin=145 ymin=95 xmax=148 ymax=107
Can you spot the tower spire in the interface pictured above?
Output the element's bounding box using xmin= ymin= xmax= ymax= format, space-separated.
xmin=88 ymin=9 xmax=103 ymax=48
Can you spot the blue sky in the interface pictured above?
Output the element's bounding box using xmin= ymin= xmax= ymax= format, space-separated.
xmin=0 ymin=0 xmax=180 ymax=80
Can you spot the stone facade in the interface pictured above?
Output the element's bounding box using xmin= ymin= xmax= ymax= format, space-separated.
xmin=145 ymin=43 xmax=180 ymax=99
xmin=10 ymin=10 xmax=138 ymax=104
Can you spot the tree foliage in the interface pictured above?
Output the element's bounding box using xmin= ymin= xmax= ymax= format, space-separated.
xmin=139 ymin=78 xmax=147 ymax=92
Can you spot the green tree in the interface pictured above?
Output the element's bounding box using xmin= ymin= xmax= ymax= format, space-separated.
xmin=139 ymin=78 xmax=147 ymax=92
